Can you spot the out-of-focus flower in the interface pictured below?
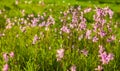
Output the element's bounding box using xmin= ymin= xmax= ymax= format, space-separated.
xmin=95 ymin=65 xmax=103 ymax=71
xmin=84 ymin=8 xmax=91 ymax=13
xmin=15 ymin=0 xmax=19 ymax=5
xmin=85 ymin=29 xmax=91 ymax=39
xmin=20 ymin=26 xmax=26 ymax=32
xmin=32 ymin=34 xmax=39 ymax=44
xmin=92 ymin=36 xmax=98 ymax=42
xmin=70 ymin=65 xmax=76 ymax=71
xmin=98 ymin=45 xmax=114 ymax=64
xmin=61 ymin=26 xmax=70 ymax=34
xmin=79 ymin=18 xmax=86 ymax=30
xmin=0 ymin=10 xmax=2 ymax=14
xmin=0 ymin=33 xmax=5 ymax=37
xmin=78 ymin=35 xmax=83 ymax=41
xmin=107 ymin=35 xmax=116 ymax=42
xmin=9 ymin=52 xmax=14 ymax=58
xmin=56 ymin=48 xmax=64 ymax=61
xmin=99 ymin=30 xmax=106 ymax=38
xmin=2 ymin=64 xmax=9 ymax=71
xmin=99 ymin=45 xmax=105 ymax=54
xmin=3 ymin=53 xmax=8 ymax=62
xmin=111 ymin=35 xmax=116 ymax=41
xmin=107 ymin=9 xmax=114 ymax=19
xmin=81 ymin=49 xmax=88 ymax=56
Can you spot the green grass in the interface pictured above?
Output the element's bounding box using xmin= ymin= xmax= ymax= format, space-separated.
xmin=0 ymin=0 xmax=120 ymax=71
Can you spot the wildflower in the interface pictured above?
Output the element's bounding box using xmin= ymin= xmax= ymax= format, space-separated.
xmin=108 ymin=9 xmax=114 ymax=19
xmin=61 ymin=26 xmax=70 ymax=34
xmin=84 ymin=8 xmax=91 ymax=13
xmin=3 ymin=53 xmax=8 ymax=62
xmin=2 ymin=64 xmax=9 ymax=71
xmin=0 ymin=33 xmax=5 ymax=37
xmin=92 ymin=36 xmax=98 ymax=42
xmin=56 ymin=48 xmax=64 ymax=61
xmin=85 ymin=29 xmax=91 ymax=39
xmin=81 ymin=49 xmax=88 ymax=56
xmin=15 ymin=0 xmax=19 ymax=5
xmin=79 ymin=22 xmax=86 ymax=30
xmin=99 ymin=30 xmax=106 ymax=38
xmin=70 ymin=65 xmax=76 ymax=71
xmin=78 ymin=35 xmax=83 ymax=41
xmin=32 ymin=34 xmax=39 ymax=44
xmin=95 ymin=65 xmax=103 ymax=71
xmin=98 ymin=46 xmax=114 ymax=64
xmin=107 ymin=35 xmax=116 ymax=42
xmin=98 ymin=45 xmax=105 ymax=54
xmin=9 ymin=52 xmax=14 ymax=58
xmin=111 ymin=35 xmax=116 ymax=41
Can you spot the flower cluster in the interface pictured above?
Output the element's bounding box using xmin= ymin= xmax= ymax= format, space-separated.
xmin=2 ymin=52 xmax=14 ymax=71
xmin=98 ymin=45 xmax=114 ymax=65
xmin=56 ymin=48 xmax=65 ymax=61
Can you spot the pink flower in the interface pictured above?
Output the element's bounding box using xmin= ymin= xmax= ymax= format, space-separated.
xmin=3 ymin=53 xmax=8 ymax=62
xmin=70 ymin=65 xmax=76 ymax=71
xmin=107 ymin=35 xmax=116 ymax=42
xmin=81 ymin=49 xmax=88 ymax=56
xmin=61 ymin=26 xmax=70 ymax=34
xmin=79 ymin=22 xmax=86 ymax=30
xmin=99 ymin=30 xmax=106 ymax=38
xmin=95 ymin=65 xmax=103 ymax=71
xmin=108 ymin=9 xmax=114 ymax=19
xmin=79 ymin=18 xmax=86 ymax=30
xmin=111 ymin=35 xmax=116 ymax=41
xmin=84 ymin=8 xmax=91 ymax=13
xmin=98 ymin=45 xmax=105 ymax=54
xmin=107 ymin=53 xmax=114 ymax=61
xmin=32 ymin=35 xmax=39 ymax=44
xmin=85 ymin=29 xmax=91 ymax=39
xmin=98 ymin=46 xmax=114 ymax=64
xmin=2 ymin=64 xmax=9 ymax=71
xmin=56 ymin=48 xmax=64 ymax=61
xmin=92 ymin=36 xmax=98 ymax=42
xmin=9 ymin=52 xmax=14 ymax=58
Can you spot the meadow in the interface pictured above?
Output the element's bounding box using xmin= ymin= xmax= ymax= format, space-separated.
xmin=0 ymin=0 xmax=120 ymax=71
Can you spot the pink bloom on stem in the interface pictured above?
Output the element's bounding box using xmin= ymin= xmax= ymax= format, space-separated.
xmin=107 ymin=53 xmax=114 ymax=61
xmin=95 ymin=65 xmax=103 ymax=71
xmin=99 ymin=45 xmax=105 ymax=54
xmin=9 ymin=51 xmax=14 ymax=58
xmin=70 ymin=65 xmax=76 ymax=71
xmin=2 ymin=64 xmax=9 ymax=71
xmin=100 ymin=52 xmax=109 ymax=64
xmin=79 ymin=22 xmax=86 ymax=30
xmin=98 ymin=45 xmax=114 ymax=64
xmin=92 ymin=36 xmax=98 ymax=42
xmin=108 ymin=9 xmax=114 ymax=19
xmin=56 ymin=48 xmax=64 ymax=61
xmin=99 ymin=30 xmax=106 ymax=38
xmin=85 ymin=29 xmax=91 ymax=39
xmin=61 ymin=26 xmax=70 ymax=34
xmin=84 ymin=8 xmax=91 ymax=13
xmin=111 ymin=35 xmax=116 ymax=41
xmin=3 ymin=53 xmax=8 ymax=62
xmin=32 ymin=34 xmax=39 ymax=44
xmin=81 ymin=49 xmax=88 ymax=56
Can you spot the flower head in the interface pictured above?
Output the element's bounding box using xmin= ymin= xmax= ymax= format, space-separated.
xmin=56 ymin=48 xmax=65 ymax=61
xmin=70 ymin=65 xmax=76 ymax=71
xmin=95 ymin=65 xmax=103 ymax=71
xmin=2 ymin=64 xmax=9 ymax=71
xmin=61 ymin=26 xmax=70 ymax=34
xmin=9 ymin=52 xmax=14 ymax=58
xmin=32 ymin=34 xmax=39 ymax=44
xmin=3 ymin=53 xmax=8 ymax=62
